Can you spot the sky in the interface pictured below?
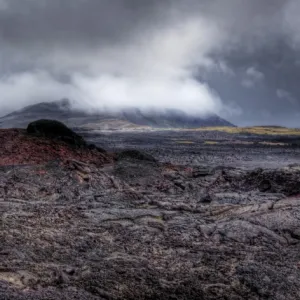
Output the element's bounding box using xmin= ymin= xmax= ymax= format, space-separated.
xmin=0 ymin=0 xmax=300 ymax=126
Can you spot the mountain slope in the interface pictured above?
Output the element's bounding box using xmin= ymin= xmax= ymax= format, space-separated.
xmin=0 ymin=99 xmax=235 ymax=129
xmin=124 ymin=108 xmax=234 ymax=128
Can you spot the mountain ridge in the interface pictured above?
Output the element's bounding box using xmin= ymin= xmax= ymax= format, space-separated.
xmin=0 ymin=99 xmax=235 ymax=129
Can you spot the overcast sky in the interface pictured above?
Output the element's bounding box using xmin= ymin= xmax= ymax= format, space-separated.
xmin=0 ymin=0 xmax=300 ymax=126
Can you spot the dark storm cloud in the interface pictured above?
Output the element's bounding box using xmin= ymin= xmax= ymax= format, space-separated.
xmin=0 ymin=0 xmax=300 ymax=126
xmin=0 ymin=0 xmax=287 ymax=47
xmin=0 ymin=0 xmax=163 ymax=45
xmin=208 ymin=41 xmax=300 ymax=126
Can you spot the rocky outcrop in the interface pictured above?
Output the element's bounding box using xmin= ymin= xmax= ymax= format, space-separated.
xmin=0 ymin=127 xmax=112 ymax=166
xmin=27 ymin=119 xmax=86 ymax=147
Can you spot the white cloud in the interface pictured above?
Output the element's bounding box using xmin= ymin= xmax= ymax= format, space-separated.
xmin=242 ymin=67 xmax=264 ymax=88
xmin=246 ymin=67 xmax=265 ymax=81
xmin=0 ymin=71 xmax=223 ymax=117
xmin=276 ymin=89 xmax=297 ymax=105
xmin=72 ymin=74 xmax=222 ymax=115
xmin=0 ymin=72 xmax=74 ymax=115
xmin=1 ymin=0 xmax=297 ymax=119
xmin=241 ymin=79 xmax=255 ymax=88
xmin=0 ymin=15 xmax=229 ymax=116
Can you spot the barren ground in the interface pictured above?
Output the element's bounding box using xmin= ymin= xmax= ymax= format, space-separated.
xmin=1 ymin=129 xmax=300 ymax=299
xmin=86 ymin=129 xmax=300 ymax=169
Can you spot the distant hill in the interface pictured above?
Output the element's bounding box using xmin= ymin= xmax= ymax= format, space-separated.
xmin=0 ymin=99 xmax=235 ymax=130
xmin=123 ymin=107 xmax=234 ymax=128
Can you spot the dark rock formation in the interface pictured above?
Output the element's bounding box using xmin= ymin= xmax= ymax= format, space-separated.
xmin=117 ymin=149 xmax=157 ymax=163
xmin=0 ymin=127 xmax=112 ymax=166
xmin=27 ymin=119 xmax=86 ymax=147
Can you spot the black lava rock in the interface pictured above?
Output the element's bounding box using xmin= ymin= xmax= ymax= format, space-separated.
xmin=117 ymin=149 xmax=157 ymax=163
xmin=27 ymin=119 xmax=86 ymax=147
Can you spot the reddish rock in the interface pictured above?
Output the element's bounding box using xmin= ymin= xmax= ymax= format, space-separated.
xmin=0 ymin=129 xmax=113 ymax=166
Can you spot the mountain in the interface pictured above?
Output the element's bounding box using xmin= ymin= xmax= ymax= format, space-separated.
xmin=123 ymin=107 xmax=234 ymax=128
xmin=0 ymin=99 xmax=235 ymax=129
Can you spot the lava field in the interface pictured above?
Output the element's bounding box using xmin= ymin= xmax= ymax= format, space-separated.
xmin=1 ymin=127 xmax=300 ymax=299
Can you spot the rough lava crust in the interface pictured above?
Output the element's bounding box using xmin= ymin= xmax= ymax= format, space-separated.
xmin=1 ymin=121 xmax=300 ymax=299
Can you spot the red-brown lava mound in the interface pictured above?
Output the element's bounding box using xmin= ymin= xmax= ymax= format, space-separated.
xmin=0 ymin=129 xmax=113 ymax=166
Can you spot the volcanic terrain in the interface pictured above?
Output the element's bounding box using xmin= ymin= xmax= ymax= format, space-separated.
xmin=1 ymin=112 xmax=300 ymax=299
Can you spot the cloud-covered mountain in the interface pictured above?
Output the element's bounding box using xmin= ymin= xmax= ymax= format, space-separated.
xmin=0 ymin=99 xmax=234 ymax=130
xmin=0 ymin=1 xmax=300 ymax=126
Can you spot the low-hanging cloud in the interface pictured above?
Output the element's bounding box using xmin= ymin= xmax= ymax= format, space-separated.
xmin=0 ymin=71 xmax=222 ymax=117
xmin=0 ymin=4 xmax=227 ymax=116
xmin=0 ymin=0 xmax=300 ymax=125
